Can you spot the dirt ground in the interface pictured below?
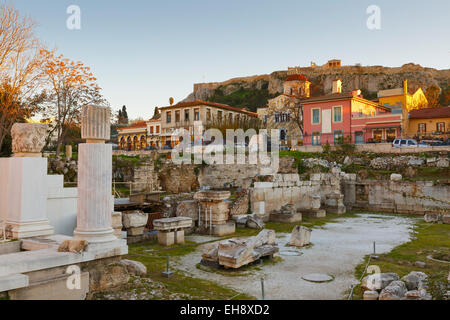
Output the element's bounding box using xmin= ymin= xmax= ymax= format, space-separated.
xmin=176 ymin=213 xmax=417 ymax=300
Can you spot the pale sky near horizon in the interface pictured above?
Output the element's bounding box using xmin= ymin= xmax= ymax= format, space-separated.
xmin=11 ymin=0 xmax=450 ymax=120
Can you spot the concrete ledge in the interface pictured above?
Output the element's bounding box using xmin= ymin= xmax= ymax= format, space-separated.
xmin=0 ymin=239 xmax=128 ymax=277
xmin=8 ymin=272 xmax=89 ymax=300
xmin=0 ymin=273 xmax=29 ymax=292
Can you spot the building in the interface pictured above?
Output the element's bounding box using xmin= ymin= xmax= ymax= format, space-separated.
xmin=159 ymin=100 xmax=258 ymax=147
xmin=406 ymin=106 xmax=450 ymax=140
xmin=117 ymin=121 xmax=149 ymax=151
xmin=326 ymin=59 xmax=341 ymax=68
xmin=377 ymin=80 xmax=428 ymax=133
xmin=257 ymin=74 xmax=311 ymax=146
xmin=302 ymin=80 xmax=402 ymax=145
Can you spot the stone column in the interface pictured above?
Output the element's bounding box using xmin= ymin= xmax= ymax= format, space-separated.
xmin=0 ymin=123 xmax=54 ymax=239
xmin=74 ymin=105 xmax=116 ymax=243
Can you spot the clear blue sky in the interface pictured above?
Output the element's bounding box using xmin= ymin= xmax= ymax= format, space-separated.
xmin=12 ymin=0 xmax=450 ymax=120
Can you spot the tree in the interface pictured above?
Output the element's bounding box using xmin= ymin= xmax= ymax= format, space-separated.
xmin=117 ymin=105 xmax=128 ymax=124
xmin=38 ymin=49 xmax=108 ymax=156
xmin=0 ymin=4 xmax=42 ymax=152
xmin=425 ymin=85 xmax=441 ymax=108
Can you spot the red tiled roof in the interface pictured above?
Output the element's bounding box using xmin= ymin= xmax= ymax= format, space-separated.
xmin=409 ymin=107 xmax=450 ymax=119
xmin=121 ymin=121 xmax=148 ymax=130
xmin=160 ymin=100 xmax=257 ymax=117
xmin=285 ymin=74 xmax=308 ymax=82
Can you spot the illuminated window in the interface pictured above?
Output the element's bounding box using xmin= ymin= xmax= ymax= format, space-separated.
xmin=418 ymin=123 xmax=426 ymax=133
xmin=436 ymin=122 xmax=445 ymax=133
xmin=312 ymin=131 xmax=321 ymax=146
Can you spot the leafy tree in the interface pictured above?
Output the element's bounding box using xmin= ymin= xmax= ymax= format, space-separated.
xmin=425 ymin=85 xmax=441 ymax=108
xmin=0 ymin=4 xmax=42 ymax=152
xmin=37 ymin=49 xmax=108 ymax=156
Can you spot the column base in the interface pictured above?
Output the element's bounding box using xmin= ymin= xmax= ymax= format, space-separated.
xmin=74 ymin=228 xmax=117 ymax=243
xmin=7 ymin=220 xmax=54 ymax=239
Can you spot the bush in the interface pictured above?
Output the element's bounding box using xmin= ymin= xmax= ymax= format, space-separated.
xmin=336 ymin=135 xmax=356 ymax=154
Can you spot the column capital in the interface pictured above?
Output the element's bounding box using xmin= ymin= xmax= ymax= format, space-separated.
xmin=81 ymin=105 xmax=111 ymax=142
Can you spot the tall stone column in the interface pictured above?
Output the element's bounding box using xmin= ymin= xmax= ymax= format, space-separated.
xmin=0 ymin=123 xmax=54 ymax=239
xmin=74 ymin=105 xmax=116 ymax=243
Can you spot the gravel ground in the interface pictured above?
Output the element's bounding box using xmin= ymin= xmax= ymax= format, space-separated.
xmin=176 ymin=213 xmax=417 ymax=300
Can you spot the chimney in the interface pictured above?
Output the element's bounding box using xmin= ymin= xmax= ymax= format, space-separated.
xmin=332 ymin=79 xmax=342 ymax=94
xmin=403 ymin=80 xmax=408 ymax=95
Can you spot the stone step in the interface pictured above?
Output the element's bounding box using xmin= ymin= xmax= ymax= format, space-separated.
xmin=0 ymin=273 xmax=29 ymax=292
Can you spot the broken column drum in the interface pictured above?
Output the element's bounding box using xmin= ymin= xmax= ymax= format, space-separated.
xmin=194 ymin=190 xmax=235 ymax=236
xmin=74 ymin=105 xmax=116 ymax=243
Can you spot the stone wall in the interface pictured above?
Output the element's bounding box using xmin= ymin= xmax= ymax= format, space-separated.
xmin=347 ymin=180 xmax=450 ymax=214
xmin=295 ymin=144 xmax=450 ymax=154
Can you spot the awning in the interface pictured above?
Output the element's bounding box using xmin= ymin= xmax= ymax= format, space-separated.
xmin=365 ymin=125 xmax=401 ymax=130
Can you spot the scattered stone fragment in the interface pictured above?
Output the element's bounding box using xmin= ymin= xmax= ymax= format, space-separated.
xmin=363 ymin=290 xmax=379 ymax=300
xmin=379 ymin=280 xmax=407 ymax=300
xmin=246 ymin=214 xmax=265 ymax=229
xmin=402 ymin=271 xmax=428 ymax=291
xmin=390 ymin=174 xmax=402 ymax=181
xmin=414 ymin=261 xmax=426 ymax=268
xmin=289 ymin=226 xmax=312 ymax=247
xmin=361 ymin=272 xmax=399 ymax=291
xmin=120 ymin=260 xmax=147 ymax=277
xmin=424 ymin=213 xmax=441 ymax=223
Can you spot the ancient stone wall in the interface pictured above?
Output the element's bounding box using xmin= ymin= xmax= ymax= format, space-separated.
xmin=347 ymin=180 xmax=450 ymax=215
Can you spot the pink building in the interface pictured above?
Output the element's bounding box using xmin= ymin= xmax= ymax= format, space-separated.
xmin=302 ymin=80 xmax=402 ymax=145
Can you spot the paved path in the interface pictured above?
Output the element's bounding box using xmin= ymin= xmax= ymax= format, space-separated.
xmin=177 ymin=213 xmax=417 ymax=300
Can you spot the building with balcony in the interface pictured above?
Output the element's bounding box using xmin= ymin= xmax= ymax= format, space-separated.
xmin=159 ymin=100 xmax=258 ymax=147
xmin=302 ymin=80 xmax=402 ymax=145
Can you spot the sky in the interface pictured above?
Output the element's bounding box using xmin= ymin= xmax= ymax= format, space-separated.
xmin=11 ymin=0 xmax=450 ymax=120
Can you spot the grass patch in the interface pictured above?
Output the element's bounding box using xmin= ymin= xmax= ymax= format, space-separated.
xmin=352 ymin=220 xmax=450 ymax=300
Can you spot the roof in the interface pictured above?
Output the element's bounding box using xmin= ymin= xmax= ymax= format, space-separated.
xmin=409 ymin=107 xmax=450 ymax=120
xmin=285 ymin=74 xmax=308 ymax=82
xmin=160 ymin=100 xmax=257 ymax=117
xmin=302 ymin=91 xmax=389 ymax=110
xmin=302 ymin=92 xmax=356 ymax=104
xmin=118 ymin=121 xmax=148 ymax=131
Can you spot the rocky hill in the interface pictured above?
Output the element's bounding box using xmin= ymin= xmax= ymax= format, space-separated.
xmin=183 ymin=63 xmax=450 ymax=112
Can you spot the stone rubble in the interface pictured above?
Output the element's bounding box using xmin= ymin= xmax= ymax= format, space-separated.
xmin=289 ymin=226 xmax=312 ymax=247
xmin=201 ymin=229 xmax=279 ymax=269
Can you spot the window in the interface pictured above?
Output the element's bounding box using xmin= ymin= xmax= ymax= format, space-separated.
xmin=206 ymin=109 xmax=211 ymax=121
xmin=218 ymin=110 xmax=223 ymax=121
xmin=194 ymin=109 xmax=200 ymax=121
xmin=156 ymin=126 xmax=160 ymax=134
xmin=263 ymin=115 xmax=268 ymax=125
xmin=166 ymin=111 xmax=171 ymax=123
xmin=436 ymin=122 xmax=445 ymax=133
xmin=175 ymin=110 xmax=180 ymax=122
xmin=386 ymin=128 xmax=396 ymax=142
xmin=312 ymin=132 xmax=321 ymax=146
xmin=373 ymin=129 xmax=383 ymax=142
xmin=184 ymin=109 xmax=190 ymax=121
xmin=333 ymin=130 xmax=343 ymax=144
xmin=312 ymin=109 xmax=320 ymax=124
xmin=150 ymin=126 xmax=154 ymax=134
xmin=333 ymin=106 xmax=342 ymax=122
xmin=228 ymin=113 xmax=233 ymax=123
xmin=418 ymin=123 xmax=426 ymax=133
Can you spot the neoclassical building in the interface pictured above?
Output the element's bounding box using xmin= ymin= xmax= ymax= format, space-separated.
xmin=257 ymin=74 xmax=311 ymax=146
xmin=118 ymin=118 xmax=161 ymax=151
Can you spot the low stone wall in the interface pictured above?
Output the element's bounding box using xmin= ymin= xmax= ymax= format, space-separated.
xmin=345 ymin=180 xmax=450 ymax=214
xmin=294 ymin=144 xmax=450 ymax=154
